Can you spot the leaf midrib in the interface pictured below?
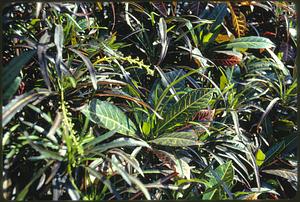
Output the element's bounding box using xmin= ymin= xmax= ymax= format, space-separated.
xmin=157 ymin=91 xmax=210 ymax=132
xmin=86 ymin=106 xmax=135 ymax=134
xmin=151 ymin=136 xmax=198 ymax=144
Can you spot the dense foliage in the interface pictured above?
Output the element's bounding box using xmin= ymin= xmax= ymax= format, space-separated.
xmin=2 ymin=1 xmax=297 ymax=200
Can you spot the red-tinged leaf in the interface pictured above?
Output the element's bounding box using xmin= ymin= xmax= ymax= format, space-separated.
xmin=211 ymin=53 xmax=241 ymax=66
xmin=263 ymin=31 xmax=276 ymax=37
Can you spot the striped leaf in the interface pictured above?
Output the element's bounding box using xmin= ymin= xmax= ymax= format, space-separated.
xmin=81 ymin=99 xmax=137 ymax=137
xmin=150 ymin=132 xmax=200 ymax=147
xmin=156 ymin=89 xmax=214 ymax=133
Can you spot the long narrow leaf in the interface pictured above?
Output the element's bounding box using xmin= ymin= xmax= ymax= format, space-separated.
xmin=2 ymin=89 xmax=51 ymax=127
xmin=69 ymin=48 xmax=97 ymax=90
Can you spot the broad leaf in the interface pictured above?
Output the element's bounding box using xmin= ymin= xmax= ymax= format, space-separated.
xmin=82 ymin=99 xmax=137 ymax=137
xmin=203 ymin=161 xmax=234 ymax=200
xmin=156 ymin=89 xmax=214 ymax=133
xmin=255 ymin=149 xmax=266 ymax=167
xmin=224 ymin=36 xmax=275 ymax=49
xmin=150 ymin=132 xmax=200 ymax=147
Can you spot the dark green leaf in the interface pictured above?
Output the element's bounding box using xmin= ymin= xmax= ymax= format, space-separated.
xmin=69 ymin=48 xmax=97 ymax=90
xmin=3 ymin=50 xmax=36 ymax=89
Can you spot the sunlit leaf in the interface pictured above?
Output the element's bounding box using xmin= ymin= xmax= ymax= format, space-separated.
xmin=82 ymin=99 xmax=137 ymax=137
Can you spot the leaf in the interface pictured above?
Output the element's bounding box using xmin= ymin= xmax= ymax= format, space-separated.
xmin=2 ymin=89 xmax=51 ymax=127
xmin=151 ymin=149 xmax=176 ymax=170
xmin=142 ymin=122 xmax=151 ymax=135
xmin=54 ymin=24 xmax=64 ymax=78
xmin=256 ymin=97 xmax=280 ymax=132
xmin=238 ymin=193 xmax=261 ymax=200
xmin=151 ymin=2 xmax=168 ymax=17
xmin=83 ymin=129 xmax=117 ymax=149
xmin=191 ymin=47 xmax=208 ymax=67
xmin=109 ymin=149 xmax=144 ymax=177
xmin=111 ymin=154 xmax=132 ymax=185
xmin=69 ymin=48 xmax=97 ymax=90
xmin=27 ymin=139 xmax=63 ymax=161
xmin=16 ymin=161 xmax=53 ymax=200
xmin=227 ymin=3 xmax=248 ymax=37
xmin=208 ymin=3 xmax=228 ymax=31
xmin=223 ymin=36 xmax=275 ymax=49
xmin=266 ymin=48 xmax=290 ymax=76
xmin=37 ymin=31 xmax=52 ymax=90
xmin=85 ymin=167 xmax=120 ymax=198
xmin=3 ymin=77 xmax=21 ymax=101
xmin=211 ymin=53 xmax=241 ymax=66
xmin=127 ymin=175 xmax=151 ymax=200
xmin=150 ymin=132 xmax=199 ymax=147
xmin=264 ymin=134 xmax=297 ymax=166
xmin=3 ymin=50 xmax=36 ymax=90
xmin=88 ymin=137 xmax=150 ymax=154
xmin=154 ymin=65 xmax=179 ymax=102
xmin=156 ymin=89 xmax=214 ymax=133
xmin=255 ymin=149 xmax=266 ymax=167
xmin=157 ymin=17 xmax=169 ymax=65
xmin=262 ymin=169 xmax=297 ymax=182
xmin=175 ymin=157 xmax=191 ymax=179
xmin=151 ymin=149 xmax=190 ymax=179
xmin=203 ymin=161 xmax=234 ymax=200
xmin=215 ymin=34 xmax=234 ymax=43
xmin=81 ymin=99 xmax=137 ymax=137
xmin=66 ymin=182 xmax=80 ymax=200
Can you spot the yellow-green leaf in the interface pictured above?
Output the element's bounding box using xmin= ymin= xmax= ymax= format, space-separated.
xmin=256 ymin=149 xmax=266 ymax=167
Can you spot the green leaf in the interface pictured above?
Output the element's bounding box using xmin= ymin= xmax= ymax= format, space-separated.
xmin=264 ymin=134 xmax=297 ymax=166
xmin=156 ymin=89 xmax=214 ymax=133
xmin=27 ymin=138 xmax=63 ymax=161
xmin=224 ymin=36 xmax=275 ymax=49
xmin=83 ymin=129 xmax=117 ymax=149
xmin=3 ymin=50 xmax=36 ymax=89
xmin=203 ymin=161 xmax=234 ymax=200
xmin=142 ymin=122 xmax=151 ymax=136
xmin=127 ymin=175 xmax=151 ymax=200
xmin=255 ymin=149 xmax=266 ymax=167
xmin=82 ymin=99 xmax=137 ymax=137
xmin=3 ymin=77 xmax=21 ymax=101
xmin=208 ymin=3 xmax=228 ymax=31
xmin=85 ymin=167 xmax=115 ymax=194
xmin=266 ymin=48 xmax=290 ymax=76
xmin=150 ymin=132 xmax=200 ymax=147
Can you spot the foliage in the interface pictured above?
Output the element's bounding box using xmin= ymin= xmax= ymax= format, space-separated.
xmin=2 ymin=1 xmax=297 ymax=200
